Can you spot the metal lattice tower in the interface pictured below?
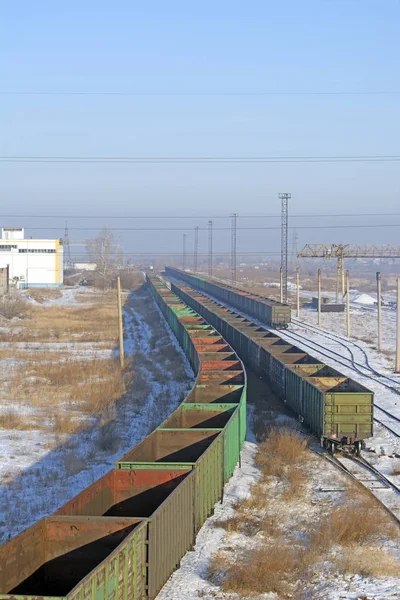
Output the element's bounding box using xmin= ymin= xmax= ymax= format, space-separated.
xmin=291 ymin=228 xmax=299 ymax=270
xmin=63 ymin=221 xmax=72 ymax=266
xmin=208 ymin=220 xmax=213 ymax=277
xmin=182 ymin=234 xmax=187 ymax=270
xmin=279 ymin=193 xmax=291 ymax=303
xmin=194 ymin=226 xmax=199 ymax=271
xmin=231 ymin=213 xmax=238 ymax=284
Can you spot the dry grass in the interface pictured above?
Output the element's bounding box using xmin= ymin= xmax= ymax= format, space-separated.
xmin=0 ymin=295 xmax=119 ymax=342
xmin=335 ymin=546 xmax=400 ymax=578
xmin=214 ymin=484 xmax=281 ymax=538
xmin=208 ymin=544 xmax=299 ymax=597
xmin=0 ymin=295 xmax=30 ymax=320
xmin=0 ymin=409 xmax=33 ymax=430
xmin=51 ymin=413 xmax=76 ymax=435
xmin=282 ymin=465 xmax=306 ymax=500
xmin=255 ymin=427 xmax=310 ymax=500
xmin=255 ymin=428 xmax=309 ymax=476
xmin=26 ymin=288 xmax=63 ymax=304
xmin=311 ymin=496 xmax=398 ymax=547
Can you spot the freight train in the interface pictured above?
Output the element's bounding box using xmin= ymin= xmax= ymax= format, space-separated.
xmin=0 ymin=274 xmax=246 ymax=600
xmin=169 ymin=278 xmax=374 ymax=455
xmin=164 ymin=266 xmax=291 ymax=328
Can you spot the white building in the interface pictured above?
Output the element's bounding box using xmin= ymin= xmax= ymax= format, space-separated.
xmin=73 ymin=262 xmax=97 ymax=271
xmin=0 ymin=228 xmax=63 ymax=288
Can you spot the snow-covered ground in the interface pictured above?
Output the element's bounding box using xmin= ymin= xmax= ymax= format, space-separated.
xmin=157 ymin=407 xmax=400 ymax=600
xmin=284 ymin=306 xmax=400 ymax=461
xmin=0 ymin=285 xmax=194 ymax=543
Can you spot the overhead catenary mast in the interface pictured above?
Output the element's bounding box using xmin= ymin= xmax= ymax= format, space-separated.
xmin=194 ymin=226 xmax=199 ymax=271
xmin=231 ymin=213 xmax=238 ymax=284
xmin=208 ymin=220 xmax=213 ymax=276
xmin=279 ymin=193 xmax=291 ymax=303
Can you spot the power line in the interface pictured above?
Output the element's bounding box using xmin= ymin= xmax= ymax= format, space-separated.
xmin=4 ymin=224 xmax=400 ymax=232
xmin=1 ymin=212 xmax=400 ymax=219
xmin=1 ymin=90 xmax=400 ymax=96
xmin=61 ymin=250 xmax=400 ymax=257
xmin=1 ymin=155 xmax=400 ymax=163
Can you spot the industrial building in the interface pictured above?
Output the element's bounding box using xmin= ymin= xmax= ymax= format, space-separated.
xmin=0 ymin=228 xmax=63 ymax=288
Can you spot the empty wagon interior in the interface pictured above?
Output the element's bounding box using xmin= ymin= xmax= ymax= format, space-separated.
xmin=291 ymin=363 xmax=342 ymax=377
xmin=161 ymin=406 xmax=236 ymax=429
xmin=192 ymin=336 xmax=226 ymax=346
xmin=0 ymin=516 xmax=141 ymax=598
xmin=197 ymin=370 xmax=244 ymax=384
xmin=118 ymin=429 xmax=220 ymax=463
xmin=198 ymin=352 xmax=237 ymax=362
xmin=185 ymin=384 xmax=244 ymax=404
xmin=56 ymin=469 xmax=190 ymax=519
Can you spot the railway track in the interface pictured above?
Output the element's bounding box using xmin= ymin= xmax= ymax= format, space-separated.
xmin=322 ymin=450 xmax=400 ymax=525
xmin=279 ymin=327 xmax=400 ymax=440
xmin=292 ymin=318 xmax=400 ymax=387
xmin=167 ymin=277 xmax=400 ymax=441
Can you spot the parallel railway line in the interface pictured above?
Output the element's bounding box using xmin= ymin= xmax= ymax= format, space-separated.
xmin=311 ymin=447 xmax=400 ymax=526
xmin=167 ymin=274 xmax=400 ymax=440
xmin=167 ymin=272 xmax=400 ymax=527
xmin=280 ymin=327 xmax=400 ymax=439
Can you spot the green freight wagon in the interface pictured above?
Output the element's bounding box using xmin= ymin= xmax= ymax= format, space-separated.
xmin=286 ymin=364 xmax=373 ymax=453
xmin=0 ymin=516 xmax=147 ymax=600
xmin=171 ymin=279 xmax=374 ymax=455
xmin=55 ymin=469 xmax=195 ymax=600
xmin=116 ymin=428 xmax=224 ymax=531
xmin=165 ymin=266 xmax=291 ymax=328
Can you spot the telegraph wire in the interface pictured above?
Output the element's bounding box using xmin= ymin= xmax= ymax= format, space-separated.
xmin=5 ymin=224 xmax=400 ymax=232
xmin=1 ymin=91 xmax=400 ymax=96
xmin=1 ymin=155 xmax=400 ymax=163
xmin=0 ymin=212 xmax=400 ymax=219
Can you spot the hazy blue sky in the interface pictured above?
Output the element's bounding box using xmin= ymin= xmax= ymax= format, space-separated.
xmin=0 ymin=1 xmax=399 ymax=260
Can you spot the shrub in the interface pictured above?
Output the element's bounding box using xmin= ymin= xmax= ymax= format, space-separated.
xmin=311 ymin=496 xmax=398 ymax=547
xmin=0 ymin=409 xmax=32 ymax=430
xmin=336 ymin=546 xmax=400 ymax=578
xmin=208 ymin=544 xmax=298 ymax=597
xmin=0 ymin=295 xmax=29 ymax=319
xmin=255 ymin=427 xmax=309 ymax=478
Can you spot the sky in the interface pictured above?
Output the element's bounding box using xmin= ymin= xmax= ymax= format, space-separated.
xmin=0 ymin=1 xmax=399 ymax=262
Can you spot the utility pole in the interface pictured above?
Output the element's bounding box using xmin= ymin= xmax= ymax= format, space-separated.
xmin=280 ymin=267 xmax=283 ymax=303
xmin=346 ymin=270 xmax=350 ymax=337
xmin=208 ymin=220 xmax=213 ymax=277
xmin=341 ymin=250 xmax=345 ymax=302
xmin=317 ymin=268 xmax=321 ymax=326
xmin=63 ymin=221 xmax=72 ymax=267
xmin=231 ymin=213 xmax=237 ymax=284
xmin=117 ymin=276 xmax=124 ymax=369
xmin=279 ymin=193 xmax=290 ymax=303
xmin=182 ymin=234 xmax=187 ymax=270
xmin=296 ymin=267 xmax=300 ymax=318
xmin=376 ymin=272 xmax=382 ymax=351
xmin=396 ymin=278 xmax=400 ymax=373
xmin=194 ymin=226 xmax=199 ymax=271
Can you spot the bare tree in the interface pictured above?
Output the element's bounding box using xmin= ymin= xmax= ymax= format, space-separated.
xmin=86 ymin=229 xmax=119 ymax=289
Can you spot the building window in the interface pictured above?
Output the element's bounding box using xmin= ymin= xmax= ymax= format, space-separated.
xmin=18 ymin=249 xmax=56 ymax=254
